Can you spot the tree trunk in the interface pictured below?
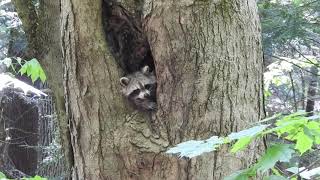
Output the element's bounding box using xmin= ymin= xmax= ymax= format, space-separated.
xmin=37 ymin=0 xmax=73 ymax=176
xmin=58 ymin=0 xmax=265 ymax=179
xmin=289 ymin=72 xmax=298 ymax=112
xmin=305 ymin=66 xmax=318 ymax=116
xmin=12 ymin=0 xmax=72 ymax=177
xmin=300 ymin=70 xmax=306 ymax=110
xmin=142 ymin=0 xmax=264 ymax=179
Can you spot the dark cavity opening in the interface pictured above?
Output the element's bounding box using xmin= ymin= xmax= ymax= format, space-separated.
xmin=102 ymin=0 xmax=155 ymax=74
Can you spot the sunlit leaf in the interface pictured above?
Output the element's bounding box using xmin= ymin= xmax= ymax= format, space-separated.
xmin=292 ymin=132 xmax=313 ymax=154
xmin=19 ymin=58 xmax=47 ymax=83
xmin=231 ymin=137 xmax=252 ymax=153
xmin=224 ymin=168 xmax=256 ymax=180
xmin=39 ymin=68 xmax=46 ymax=83
xmin=256 ymin=144 xmax=294 ymax=172
xmin=19 ymin=63 xmax=28 ymax=75
xmin=0 ymin=172 xmax=6 ymax=178
xmin=166 ymin=136 xmax=224 ymax=158
xmin=228 ymin=125 xmax=269 ymax=140
xmin=264 ymin=175 xmax=288 ymax=180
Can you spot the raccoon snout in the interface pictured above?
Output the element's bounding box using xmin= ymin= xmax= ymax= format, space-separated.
xmin=138 ymin=91 xmax=150 ymax=98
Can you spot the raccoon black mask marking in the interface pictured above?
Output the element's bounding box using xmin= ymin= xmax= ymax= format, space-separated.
xmin=120 ymin=66 xmax=157 ymax=111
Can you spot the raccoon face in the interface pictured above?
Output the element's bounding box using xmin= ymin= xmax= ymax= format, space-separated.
xmin=120 ymin=66 xmax=157 ymax=111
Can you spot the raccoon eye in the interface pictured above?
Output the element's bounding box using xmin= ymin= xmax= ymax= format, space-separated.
xmin=144 ymin=84 xmax=152 ymax=90
xmin=131 ymin=89 xmax=140 ymax=96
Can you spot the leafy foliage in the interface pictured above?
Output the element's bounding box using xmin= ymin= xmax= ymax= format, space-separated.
xmin=255 ymin=144 xmax=294 ymax=172
xmin=0 ymin=57 xmax=46 ymax=83
xmin=18 ymin=58 xmax=46 ymax=83
xmin=258 ymin=0 xmax=320 ymax=50
xmin=0 ymin=172 xmax=47 ymax=180
xmin=0 ymin=172 xmax=6 ymax=179
xmin=166 ymin=136 xmax=224 ymax=158
xmin=166 ymin=113 xmax=320 ymax=179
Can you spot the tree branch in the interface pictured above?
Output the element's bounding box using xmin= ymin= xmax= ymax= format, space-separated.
xmin=271 ymin=55 xmax=320 ymax=76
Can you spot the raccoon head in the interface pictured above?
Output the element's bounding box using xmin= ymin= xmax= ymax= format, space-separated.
xmin=120 ymin=66 xmax=157 ymax=111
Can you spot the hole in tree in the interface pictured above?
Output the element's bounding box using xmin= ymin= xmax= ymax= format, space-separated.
xmin=102 ymin=1 xmax=155 ymax=74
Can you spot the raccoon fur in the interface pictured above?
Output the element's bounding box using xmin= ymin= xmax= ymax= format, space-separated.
xmin=120 ymin=66 xmax=157 ymax=111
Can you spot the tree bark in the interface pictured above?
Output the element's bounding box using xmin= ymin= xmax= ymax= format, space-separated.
xmin=11 ymin=0 xmax=38 ymax=57
xmin=289 ymin=72 xmax=298 ymax=112
xmin=58 ymin=0 xmax=265 ymax=179
xmin=300 ymin=70 xmax=306 ymax=110
xmin=37 ymin=0 xmax=73 ymax=176
xmin=305 ymin=66 xmax=318 ymax=116
xmin=12 ymin=0 xmax=72 ymax=177
xmin=61 ymin=0 xmax=124 ymax=179
xmin=143 ymin=0 xmax=264 ymax=179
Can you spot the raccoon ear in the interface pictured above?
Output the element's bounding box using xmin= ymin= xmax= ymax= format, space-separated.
xmin=120 ymin=77 xmax=130 ymax=86
xmin=141 ymin=66 xmax=150 ymax=74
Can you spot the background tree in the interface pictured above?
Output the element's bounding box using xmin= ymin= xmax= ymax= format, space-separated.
xmin=259 ymin=0 xmax=320 ymax=115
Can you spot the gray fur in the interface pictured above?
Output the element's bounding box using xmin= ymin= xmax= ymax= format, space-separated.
xmin=120 ymin=66 xmax=157 ymax=111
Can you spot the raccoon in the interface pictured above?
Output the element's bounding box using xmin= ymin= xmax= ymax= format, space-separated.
xmin=120 ymin=66 xmax=157 ymax=111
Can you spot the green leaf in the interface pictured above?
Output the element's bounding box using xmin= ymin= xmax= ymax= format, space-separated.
xmin=264 ymin=89 xmax=272 ymax=97
xmin=224 ymin=168 xmax=256 ymax=180
xmin=271 ymin=167 xmax=281 ymax=176
xmin=231 ymin=137 xmax=252 ymax=153
xmin=30 ymin=67 xmax=39 ymax=83
xmin=292 ymin=131 xmax=313 ymax=154
xmin=264 ymin=175 xmax=288 ymax=180
xmin=272 ymin=117 xmax=306 ymax=136
xmin=228 ymin=125 xmax=269 ymax=140
xmin=39 ymin=68 xmax=47 ymax=83
xmin=256 ymin=144 xmax=294 ymax=172
xmin=19 ymin=63 xmax=28 ymax=75
xmin=33 ymin=175 xmax=46 ymax=180
xmin=293 ymin=0 xmax=302 ymax=6
xmin=18 ymin=58 xmax=47 ymax=83
xmin=26 ymin=63 xmax=33 ymax=76
xmin=166 ymin=136 xmax=224 ymax=158
xmin=0 ymin=172 xmax=6 ymax=178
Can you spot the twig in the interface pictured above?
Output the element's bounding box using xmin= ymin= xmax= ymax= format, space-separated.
xmin=272 ymin=56 xmax=320 ymax=76
xmin=288 ymin=157 xmax=320 ymax=178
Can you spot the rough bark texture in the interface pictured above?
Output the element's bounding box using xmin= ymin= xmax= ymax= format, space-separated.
xmin=61 ymin=0 xmax=124 ymax=179
xmin=300 ymin=70 xmax=306 ymax=110
xmin=60 ymin=0 xmax=264 ymax=179
xmin=11 ymin=0 xmax=38 ymax=57
xmin=37 ymin=0 xmax=72 ymax=176
xmin=289 ymin=72 xmax=297 ymax=112
xmin=144 ymin=0 xmax=264 ymax=179
xmin=12 ymin=0 xmax=71 ymax=177
xmin=306 ymin=66 xmax=318 ymax=116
